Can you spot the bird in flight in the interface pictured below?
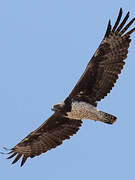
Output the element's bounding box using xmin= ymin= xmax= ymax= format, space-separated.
xmin=4 ymin=8 xmax=135 ymax=166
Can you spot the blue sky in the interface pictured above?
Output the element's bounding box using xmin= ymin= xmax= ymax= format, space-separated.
xmin=0 ymin=0 xmax=135 ymax=179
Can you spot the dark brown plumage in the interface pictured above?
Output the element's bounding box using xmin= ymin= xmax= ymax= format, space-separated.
xmin=68 ymin=8 xmax=135 ymax=105
xmin=7 ymin=113 xmax=82 ymax=167
xmin=5 ymin=8 xmax=135 ymax=166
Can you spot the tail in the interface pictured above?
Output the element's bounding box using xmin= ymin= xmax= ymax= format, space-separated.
xmin=98 ymin=111 xmax=117 ymax=124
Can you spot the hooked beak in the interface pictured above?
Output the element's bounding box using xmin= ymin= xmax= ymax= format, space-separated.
xmin=51 ymin=106 xmax=55 ymax=111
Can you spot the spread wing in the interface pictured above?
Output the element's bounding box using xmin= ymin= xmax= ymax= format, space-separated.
xmin=67 ymin=8 xmax=135 ymax=106
xmin=7 ymin=112 xmax=82 ymax=166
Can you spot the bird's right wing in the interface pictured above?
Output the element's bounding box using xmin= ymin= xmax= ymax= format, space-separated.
xmin=6 ymin=112 xmax=82 ymax=166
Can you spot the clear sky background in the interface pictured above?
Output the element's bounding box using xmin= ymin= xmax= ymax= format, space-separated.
xmin=0 ymin=0 xmax=135 ymax=179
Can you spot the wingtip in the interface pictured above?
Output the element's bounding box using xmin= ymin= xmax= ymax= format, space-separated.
xmin=20 ymin=155 xmax=28 ymax=167
xmin=11 ymin=154 xmax=22 ymax=165
xmin=127 ymin=11 xmax=130 ymax=17
xmin=132 ymin=17 xmax=135 ymax=22
xmin=104 ymin=19 xmax=111 ymax=38
xmin=7 ymin=152 xmax=17 ymax=159
xmin=108 ymin=19 xmax=111 ymax=28
xmin=120 ymin=8 xmax=123 ymax=13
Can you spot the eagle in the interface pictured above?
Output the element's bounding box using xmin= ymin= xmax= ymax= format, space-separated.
xmin=4 ymin=8 xmax=135 ymax=166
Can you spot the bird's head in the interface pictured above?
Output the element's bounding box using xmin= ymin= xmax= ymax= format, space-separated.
xmin=51 ymin=102 xmax=65 ymax=112
xmin=51 ymin=98 xmax=72 ymax=113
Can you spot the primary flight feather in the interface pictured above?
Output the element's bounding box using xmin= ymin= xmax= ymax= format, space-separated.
xmin=5 ymin=8 xmax=135 ymax=166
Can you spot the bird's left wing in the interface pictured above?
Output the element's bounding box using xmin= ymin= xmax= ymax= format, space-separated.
xmin=6 ymin=112 xmax=82 ymax=166
xmin=67 ymin=9 xmax=135 ymax=106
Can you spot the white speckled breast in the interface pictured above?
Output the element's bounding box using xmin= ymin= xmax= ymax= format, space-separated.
xmin=66 ymin=101 xmax=100 ymax=120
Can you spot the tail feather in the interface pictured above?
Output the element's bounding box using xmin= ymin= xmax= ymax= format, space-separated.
xmin=99 ymin=111 xmax=117 ymax=124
